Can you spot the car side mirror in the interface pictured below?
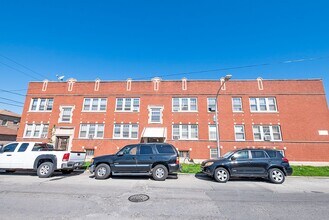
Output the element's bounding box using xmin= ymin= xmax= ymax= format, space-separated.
xmin=117 ymin=152 xmax=124 ymax=156
xmin=231 ymin=156 xmax=236 ymax=161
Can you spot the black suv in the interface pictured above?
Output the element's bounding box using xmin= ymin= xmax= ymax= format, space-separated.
xmin=201 ymin=149 xmax=293 ymax=184
xmin=89 ymin=143 xmax=180 ymax=181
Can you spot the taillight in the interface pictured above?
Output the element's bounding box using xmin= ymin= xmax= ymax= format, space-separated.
xmin=176 ymin=157 xmax=180 ymax=164
xmin=282 ymin=157 xmax=289 ymax=163
xmin=62 ymin=153 xmax=70 ymax=162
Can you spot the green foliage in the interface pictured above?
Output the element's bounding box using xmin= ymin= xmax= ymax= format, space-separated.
xmin=180 ymin=163 xmax=201 ymax=173
xmin=82 ymin=161 xmax=91 ymax=170
xmin=291 ymin=165 xmax=329 ymax=176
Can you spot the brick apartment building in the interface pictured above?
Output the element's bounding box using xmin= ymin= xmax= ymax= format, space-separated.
xmin=17 ymin=78 xmax=329 ymax=162
xmin=0 ymin=109 xmax=21 ymax=146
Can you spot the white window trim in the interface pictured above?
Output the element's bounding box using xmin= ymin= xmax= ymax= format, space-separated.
xmin=29 ymin=98 xmax=53 ymax=112
xmin=23 ymin=123 xmax=49 ymax=138
xmin=210 ymin=148 xmax=218 ymax=159
xmin=78 ymin=124 xmax=105 ymax=139
xmin=82 ymin=98 xmax=107 ymax=112
xmin=249 ymin=97 xmax=278 ymax=113
xmin=113 ymin=124 xmax=139 ymax=139
xmin=172 ymin=97 xmax=198 ymax=112
xmin=115 ymin=98 xmax=140 ymax=112
xmin=172 ymin=124 xmax=199 ymax=140
xmin=207 ymin=97 xmax=216 ymax=112
xmin=208 ymin=124 xmax=217 ymax=140
xmin=252 ymin=125 xmax=282 ymax=142
xmin=148 ymin=105 xmax=164 ymax=124
xmin=58 ymin=105 xmax=75 ymax=123
xmin=232 ymin=97 xmax=243 ymax=112
xmin=234 ymin=125 xmax=245 ymax=141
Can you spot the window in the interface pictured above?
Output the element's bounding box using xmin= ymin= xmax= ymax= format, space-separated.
xmin=32 ymin=143 xmax=54 ymax=151
xmin=252 ymin=125 xmax=282 ymax=141
xmin=29 ymin=98 xmax=54 ymax=111
xmin=18 ymin=143 xmax=29 ymax=152
xmin=83 ymin=98 xmax=107 ymax=111
xmin=140 ymin=145 xmax=154 ymax=154
xmin=232 ymin=97 xmax=243 ymax=112
xmin=115 ymin=98 xmax=140 ymax=112
xmin=172 ymin=124 xmax=198 ymax=140
xmin=86 ymin=149 xmax=94 ymax=157
xmin=2 ymin=143 xmax=18 ymax=152
xmin=156 ymin=144 xmax=175 ymax=154
xmin=24 ymin=124 xmax=49 ymax=138
xmin=59 ymin=106 xmax=73 ymax=123
xmin=79 ymin=124 xmax=105 ymax=139
xmin=234 ymin=125 xmax=245 ymax=141
xmin=249 ymin=97 xmax=277 ymax=112
xmin=207 ymin=98 xmax=216 ymax=112
xmin=210 ymin=148 xmax=218 ymax=159
xmin=1 ymin=120 xmax=8 ymax=126
xmin=179 ymin=150 xmax=190 ymax=158
xmin=232 ymin=150 xmax=249 ymax=160
xmin=149 ymin=107 xmax=163 ymax=123
xmin=172 ymin=98 xmax=198 ymax=112
xmin=251 ymin=150 xmax=267 ymax=159
xmin=113 ymin=124 xmax=139 ymax=139
xmin=208 ymin=125 xmax=217 ymax=140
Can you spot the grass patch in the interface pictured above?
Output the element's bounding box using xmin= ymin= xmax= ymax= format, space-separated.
xmin=291 ymin=165 xmax=329 ymax=176
xmin=180 ymin=163 xmax=201 ymax=173
xmin=81 ymin=161 xmax=91 ymax=170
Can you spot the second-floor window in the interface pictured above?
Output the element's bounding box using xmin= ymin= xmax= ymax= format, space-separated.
xmin=172 ymin=124 xmax=198 ymax=140
xmin=249 ymin=97 xmax=277 ymax=112
xmin=79 ymin=124 xmax=104 ymax=139
xmin=30 ymin=98 xmax=53 ymax=111
xmin=113 ymin=124 xmax=139 ymax=139
xmin=59 ymin=106 xmax=73 ymax=123
xmin=253 ymin=125 xmax=282 ymax=141
xmin=232 ymin=97 xmax=243 ymax=112
xmin=24 ymin=123 xmax=49 ymax=138
xmin=148 ymin=107 xmax=163 ymax=123
xmin=115 ymin=98 xmax=140 ymax=112
xmin=234 ymin=125 xmax=245 ymax=141
xmin=172 ymin=98 xmax=197 ymax=112
xmin=207 ymin=98 xmax=216 ymax=112
xmin=83 ymin=98 xmax=107 ymax=112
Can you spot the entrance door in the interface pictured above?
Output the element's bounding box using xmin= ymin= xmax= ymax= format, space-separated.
xmin=56 ymin=136 xmax=69 ymax=151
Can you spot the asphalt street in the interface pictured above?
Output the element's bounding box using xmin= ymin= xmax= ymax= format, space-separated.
xmin=0 ymin=170 xmax=328 ymax=220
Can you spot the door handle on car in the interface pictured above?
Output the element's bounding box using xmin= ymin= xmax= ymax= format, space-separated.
xmin=6 ymin=154 xmax=12 ymax=156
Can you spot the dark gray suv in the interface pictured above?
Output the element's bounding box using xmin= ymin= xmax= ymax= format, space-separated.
xmin=201 ymin=149 xmax=293 ymax=184
xmin=89 ymin=143 xmax=180 ymax=181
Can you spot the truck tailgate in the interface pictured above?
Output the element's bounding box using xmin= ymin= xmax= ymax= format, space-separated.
xmin=69 ymin=151 xmax=86 ymax=163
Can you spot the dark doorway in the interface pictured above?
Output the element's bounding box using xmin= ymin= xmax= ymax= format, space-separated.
xmin=56 ymin=136 xmax=69 ymax=150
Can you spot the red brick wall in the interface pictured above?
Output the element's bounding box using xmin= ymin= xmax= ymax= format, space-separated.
xmin=17 ymin=79 xmax=329 ymax=161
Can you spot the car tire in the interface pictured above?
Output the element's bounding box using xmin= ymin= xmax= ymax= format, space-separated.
xmin=61 ymin=169 xmax=73 ymax=175
xmin=95 ymin=163 xmax=111 ymax=180
xmin=268 ymin=168 xmax=285 ymax=184
xmin=37 ymin=162 xmax=54 ymax=178
xmin=152 ymin=164 xmax=168 ymax=181
xmin=214 ymin=167 xmax=229 ymax=183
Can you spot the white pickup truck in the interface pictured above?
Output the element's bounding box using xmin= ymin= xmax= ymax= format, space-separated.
xmin=0 ymin=142 xmax=86 ymax=178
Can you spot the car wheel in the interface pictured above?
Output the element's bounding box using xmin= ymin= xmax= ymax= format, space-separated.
xmin=61 ymin=169 xmax=73 ymax=175
xmin=95 ymin=163 xmax=111 ymax=180
xmin=214 ymin=167 xmax=229 ymax=183
xmin=269 ymin=168 xmax=285 ymax=184
xmin=37 ymin=162 xmax=54 ymax=178
xmin=152 ymin=164 xmax=168 ymax=181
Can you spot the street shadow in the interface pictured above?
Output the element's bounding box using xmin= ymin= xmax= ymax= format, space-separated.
xmin=0 ymin=169 xmax=85 ymax=178
xmin=89 ymin=173 xmax=179 ymax=180
xmin=195 ymin=172 xmax=270 ymax=183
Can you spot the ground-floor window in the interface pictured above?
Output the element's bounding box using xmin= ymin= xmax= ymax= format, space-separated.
xmin=24 ymin=124 xmax=49 ymax=138
xmin=172 ymin=124 xmax=198 ymax=140
xmin=113 ymin=124 xmax=139 ymax=139
xmin=210 ymin=148 xmax=218 ymax=159
xmin=79 ymin=124 xmax=104 ymax=139
xmin=252 ymin=125 xmax=282 ymax=141
xmin=179 ymin=150 xmax=190 ymax=158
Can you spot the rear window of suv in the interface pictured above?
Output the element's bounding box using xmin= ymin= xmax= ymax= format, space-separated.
xmin=156 ymin=144 xmax=175 ymax=154
xmin=265 ymin=150 xmax=283 ymax=158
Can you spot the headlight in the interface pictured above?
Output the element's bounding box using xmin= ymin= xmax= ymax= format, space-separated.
xmin=204 ymin=162 xmax=214 ymax=167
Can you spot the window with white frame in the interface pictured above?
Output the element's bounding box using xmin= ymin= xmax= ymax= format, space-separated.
xmin=30 ymin=98 xmax=53 ymax=111
xmin=232 ymin=97 xmax=243 ymax=112
xmin=207 ymin=98 xmax=216 ymax=112
xmin=148 ymin=106 xmax=163 ymax=123
xmin=208 ymin=125 xmax=217 ymax=140
xmin=172 ymin=124 xmax=198 ymax=140
xmin=252 ymin=125 xmax=282 ymax=141
xmin=79 ymin=124 xmax=104 ymax=139
xmin=24 ymin=124 xmax=49 ymax=138
xmin=249 ymin=97 xmax=277 ymax=112
xmin=115 ymin=98 xmax=140 ymax=112
xmin=210 ymin=148 xmax=218 ymax=159
xmin=113 ymin=124 xmax=139 ymax=139
xmin=172 ymin=98 xmax=198 ymax=112
xmin=59 ymin=106 xmax=73 ymax=123
xmin=234 ymin=125 xmax=245 ymax=141
xmin=83 ymin=98 xmax=107 ymax=111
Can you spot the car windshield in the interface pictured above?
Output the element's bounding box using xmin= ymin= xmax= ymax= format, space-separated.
xmin=222 ymin=151 xmax=234 ymax=159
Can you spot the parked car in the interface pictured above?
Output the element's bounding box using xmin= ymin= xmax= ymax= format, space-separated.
xmin=201 ymin=149 xmax=293 ymax=184
xmin=0 ymin=142 xmax=86 ymax=178
xmin=89 ymin=143 xmax=180 ymax=181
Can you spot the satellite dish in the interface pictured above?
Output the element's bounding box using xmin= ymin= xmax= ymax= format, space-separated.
xmin=56 ymin=74 xmax=65 ymax=81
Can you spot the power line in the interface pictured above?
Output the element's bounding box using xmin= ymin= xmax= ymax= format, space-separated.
xmin=0 ymin=54 xmax=49 ymax=80
xmin=0 ymin=101 xmax=23 ymax=108
xmin=0 ymin=60 xmax=41 ymax=81
xmin=0 ymin=89 xmax=26 ymax=97
xmin=0 ymin=96 xmax=24 ymax=104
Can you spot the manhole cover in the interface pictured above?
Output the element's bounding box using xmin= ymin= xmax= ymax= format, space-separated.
xmin=128 ymin=194 xmax=150 ymax=203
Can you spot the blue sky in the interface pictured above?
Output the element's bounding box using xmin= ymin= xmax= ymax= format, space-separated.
xmin=1 ymin=0 xmax=329 ymax=114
